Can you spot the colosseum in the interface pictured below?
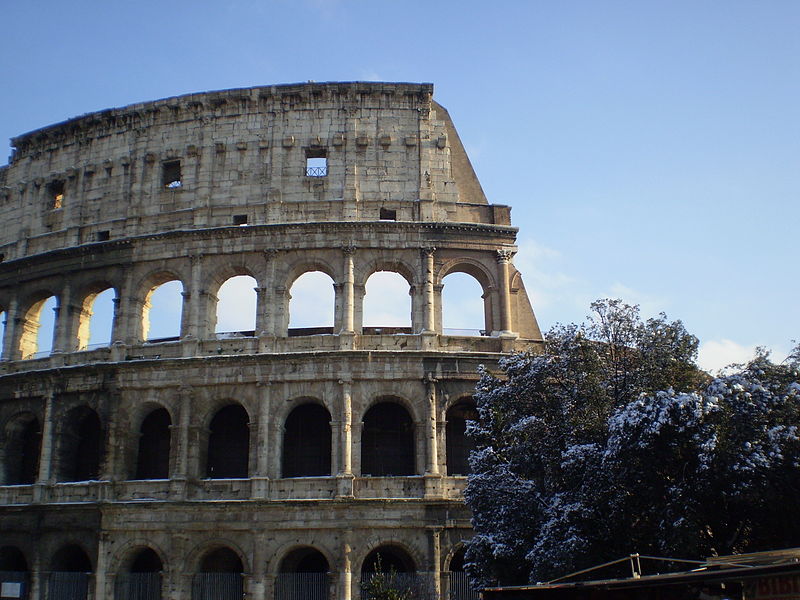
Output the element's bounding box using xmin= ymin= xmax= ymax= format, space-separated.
xmin=0 ymin=82 xmax=542 ymax=600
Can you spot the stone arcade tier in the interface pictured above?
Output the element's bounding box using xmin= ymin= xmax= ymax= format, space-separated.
xmin=0 ymin=83 xmax=542 ymax=600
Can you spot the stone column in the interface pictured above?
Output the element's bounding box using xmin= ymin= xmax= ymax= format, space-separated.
xmin=495 ymin=249 xmax=516 ymax=336
xmin=94 ymin=534 xmax=111 ymax=600
xmin=36 ymin=391 xmax=56 ymax=485
xmin=258 ymin=249 xmax=278 ymax=339
xmin=421 ymin=248 xmax=436 ymax=333
xmin=52 ymin=284 xmax=74 ymax=354
xmin=172 ymin=386 xmax=193 ymax=492
xmin=339 ymin=380 xmax=353 ymax=476
xmin=429 ymin=528 xmax=442 ymax=600
xmin=101 ymin=404 xmax=122 ymax=480
xmin=252 ymin=382 xmax=271 ymax=498
xmin=113 ymin=267 xmax=137 ymax=345
xmin=341 ymin=536 xmax=353 ymax=600
xmin=183 ymin=253 xmax=204 ymax=339
xmin=0 ymin=297 xmax=18 ymax=360
xmin=424 ymin=376 xmax=439 ymax=475
xmin=340 ymin=246 xmax=356 ymax=334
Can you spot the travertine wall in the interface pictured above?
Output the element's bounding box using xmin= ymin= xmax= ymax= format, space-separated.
xmin=0 ymin=83 xmax=542 ymax=600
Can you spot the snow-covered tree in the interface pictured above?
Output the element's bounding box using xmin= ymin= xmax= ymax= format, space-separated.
xmin=464 ymin=301 xmax=799 ymax=587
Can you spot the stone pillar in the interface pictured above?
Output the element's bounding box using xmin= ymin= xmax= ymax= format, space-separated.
xmin=113 ymin=267 xmax=137 ymax=345
xmin=184 ymin=254 xmax=204 ymax=339
xmin=252 ymin=382 xmax=271 ymax=498
xmin=429 ymin=528 xmax=442 ymax=600
xmin=421 ymin=248 xmax=436 ymax=333
xmin=495 ymin=249 xmax=516 ymax=336
xmin=52 ymin=284 xmax=74 ymax=354
xmin=94 ymin=534 xmax=111 ymax=600
xmin=101 ymin=403 xmax=122 ymax=480
xmin=0 ymin=297 xmax=18 ymax=360
xmin=340 ymin=246 xmax=356 ymax=334
xmin=36 ymin=391 xmax=56 ymax=485
xmin=340 ymin=380 xmax=353 ymax=476
xmin=258 ymin=249 xmax=278 ymax=339
xmin=173 ymin=387 xmax=193 ymax=482
xmin=341 ymin=536 xmax=353 ymax=600
xmin=424 ymin=376 xmax=439 ymax=475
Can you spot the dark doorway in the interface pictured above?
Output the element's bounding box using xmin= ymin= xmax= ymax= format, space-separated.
xmin=361 ymin=402 xmax=415 ymax=476
xmin=206 ymin=405 xmax=249 ymax=479
xmin=59 ymin=407 xmax=104 ymax=482
xmin=135 ymin=409 xmax=171 ymax=480
xmin=193 ymin=548 xmax=243 ymax=600
xmin=446 ymin=402 xmax=478 ymax=476
xmin=4 ymin=415 xmax=41 ymax=485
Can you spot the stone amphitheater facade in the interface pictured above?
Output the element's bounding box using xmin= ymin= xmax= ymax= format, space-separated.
xmin=0 ymin=82 xmax=542 ymax=600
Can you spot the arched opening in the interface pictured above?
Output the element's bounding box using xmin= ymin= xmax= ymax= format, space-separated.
xmin=116 ymin=548 xmax=163 ymax=600
xmin=442 ymin=272 xmax=487 ymax=336
xmin=206 ymin=405 xmax=249 ymax=479
xmin=288 ymin=271 xmax=334 ymax=335
xmin=361 ymin=545 xmax=418 ymax=600
xmin=0 ymin=310 xmax=6 ymax=357
xmin=143 ymin=280 xmax=183 ymax=342
xmin=215 ymin=275 xmax=257 ymax=337
xmin=193 ymin=548 xmax=243 ymax=600
xmin=363 ymin=271 xmax=412 ymax=334
xmin=446 ymin=401 xmax=478 ymax=476
xmin=19 ymin=295 xmax=58 ymax=360
xmin=282 ymin=404 xmax=331 ymax=478
xmin=77 ymin=287 xmax=116 ymax=350
xmin=134 ymin=409 xmax=171 ymax=480
xmin=58 ymin=407 xmax=104 ymax=482
xmin=446 ymin=547 xmax=479 ymax=600
xmin=276 ymin=547 xmax=329 ymax=600
xmin=361 ymin=402 xmax=415 ymax=476
xmin=0 ymin=546 xmax=29 ymax=599
xmin=3 ymin=414 xmax=41 ymax=485
xmin=49 ymin=544 xmax=91 ymax=600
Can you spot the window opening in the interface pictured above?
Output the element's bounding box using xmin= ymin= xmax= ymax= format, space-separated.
xmin=233 ymin=214 xmax=248 ymax=226
xmin=446 ymin=402 xmax=478 ymax=476
xmin=162 ymin=160 xmax=182 ymax=189
xmin=363 ymin=271 xmax=411 ymax=333
xmin=96 ymin=230 xmax=110 ymax=242
xmin=143 ymin=280 xmax=183 ymax=342
xmin=379 ymin=208 xmax=397 ymax=221
xmin=288 ymin=271 xmax=334 ymax=335
xmin=134 ymin=408 xmax=171 ymax=480
xmin=442 ymin=272 xmax=487 ymax=336
xmin=361 ymin=402 xmax=415 ymax=476
xmin=282 ymin=404 xmax=332 ymax=477
xmin=305 ymin=148 xmax=327 ymax=177
xmin=78 ymin=287 xmax=116 ymax=350
xmin=20 ymin=296 xmax=58 ymax=359
xmin=206 ymin=404 xmax=249 ymax=478
xmin=3 ymin=415 xmax=41 ymax=485
xmin=58 ymin=408 xmax=103 ymax=482
xmin=215 ymin=275 xmax=257 ymax=337
xmin=48 ymin=181 xmax=65 ymax=209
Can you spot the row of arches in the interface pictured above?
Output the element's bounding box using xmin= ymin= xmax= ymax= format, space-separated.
xmin=0 ymin=269 xmax=488 ymax=360
xmin=0 ymin=543 xmax=476 ymax=600
xmin=1 ymin=400 xmax=477 ymax=485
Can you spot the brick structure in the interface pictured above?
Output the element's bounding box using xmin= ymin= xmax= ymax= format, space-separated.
xmin=0 ymin=82 xmax=542 ymax=600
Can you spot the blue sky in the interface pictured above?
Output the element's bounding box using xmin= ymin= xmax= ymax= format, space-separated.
xmin=1 ymin=1 xmax=797 ymax=370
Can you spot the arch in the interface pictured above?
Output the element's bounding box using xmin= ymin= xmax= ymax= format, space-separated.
xmin=19 ymin=294 xmax=58 ymax=360
xmin=361 ymin=401 xmax=415 ymax=476
xmin=57 ymin=406 xmax=104 ymax=482
xmin=276 ymin=547 xmax=330 ymax=600
xmin=116 ymin=547 xmax=163 ymax=600
xmin=282 ymin=403 xmax=332 ymax=478
xmin=445 ymin=401 xmax=478 ymax=476
xmin=142 ymin=277 xmax=183 ymax=342
xmin=2 ymin=412 xmax=41 ymax=485
xmin=288 ymin=270 xmax=335 ymax=333
xmin=0 ymin=545 xmax=28 ymax=571
xmin=214 ymin=275 xmax=257 ymax=336
xmin=49 ymin=544 xmax=92 ymax=600
xmin=437 ymin=258 xmax=495 ymax=291
xmin=442 ymin=272 xmax=487 ymax=335
xmin=362 ymin=271 xmax=412 ymax=331
xmin=206 ymin=404 xmax=249 ymax=479
xmin=193 ymin=547 xmax=244 ymax=600
xmin=361 ymin=544 xmax=416 ymax=573
xmin=77 ymin=286 xmax=116 ymax=350
xmin=445 ymin=545 xmax=480 ymax=600
xmin=134 ymin=408 xmax=171 ymax=480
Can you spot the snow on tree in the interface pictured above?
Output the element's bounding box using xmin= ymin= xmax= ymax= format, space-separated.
xmin=464 ymin=300 xmax=800 ymax=587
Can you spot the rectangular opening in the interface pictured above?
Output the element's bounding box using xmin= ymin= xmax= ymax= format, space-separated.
xmin=162 ymin=160 xmax=182 ymax=189
xmin=379 ymin=208 xmax=397 ymax=221
xmin=233 ymin=214 xmax=248 ymax=226
xmin=96 ymin=230 xmax=110 ymax=241
xmin=47 ymin=180 xmax=65 ymax=209
xmin=305 ymin=148 xmax=327 ymax=177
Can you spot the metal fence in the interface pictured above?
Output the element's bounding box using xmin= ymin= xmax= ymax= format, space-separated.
xmin=0 ymin=571 xmax=28 ymax=600
xmin=47 ymin=572 xmax=90 ymax=600
xmin=191 ymin=573 xmax=243 ymax=600
xmin=115 ymin=573 xmax=162 ymax=600
xmin=275 ymin=573 xmax=329 ymax=600
xmin=446 ymin=572 xmax=480 ymax=600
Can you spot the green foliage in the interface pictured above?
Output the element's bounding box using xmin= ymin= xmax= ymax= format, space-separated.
xmin=362 ymin=557 xmax=413 ymax=600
